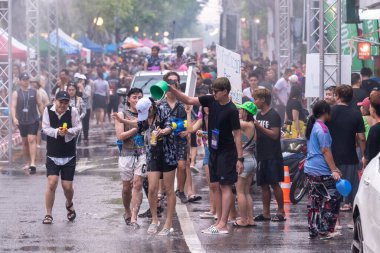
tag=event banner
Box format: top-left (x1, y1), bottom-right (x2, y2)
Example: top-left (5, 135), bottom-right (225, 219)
top-left (216, 44), bottom-right (242, 104)
top-left (361, 19), bottom-right (379, 70)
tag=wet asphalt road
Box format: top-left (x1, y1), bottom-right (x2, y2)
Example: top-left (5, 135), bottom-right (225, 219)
top-left (0, 123), bottom-right (353, 252)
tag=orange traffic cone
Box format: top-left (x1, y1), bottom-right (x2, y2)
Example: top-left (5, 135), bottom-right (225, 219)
top-left (281, 166), bottom-right (291, 203)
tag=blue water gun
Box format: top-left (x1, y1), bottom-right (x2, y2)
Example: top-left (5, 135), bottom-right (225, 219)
top-left (171, 118), bottom-right (187, 136)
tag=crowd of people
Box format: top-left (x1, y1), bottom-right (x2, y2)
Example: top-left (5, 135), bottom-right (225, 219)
top-left (9, 44), bottom-right (380, 239)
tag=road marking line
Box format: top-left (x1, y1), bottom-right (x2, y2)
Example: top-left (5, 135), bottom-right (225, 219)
top-left (176, 202), bottom-right (206, 253)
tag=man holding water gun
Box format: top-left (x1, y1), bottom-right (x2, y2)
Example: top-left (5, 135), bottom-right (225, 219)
top-left (41, 91), bottom-right (82, 225)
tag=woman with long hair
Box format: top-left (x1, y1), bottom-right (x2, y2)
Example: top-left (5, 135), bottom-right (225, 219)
top-left (304, 100), bottom-right (342, 239)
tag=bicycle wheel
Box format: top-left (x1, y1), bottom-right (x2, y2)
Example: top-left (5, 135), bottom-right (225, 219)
top-left (290, 170), bottom-right (308, 204)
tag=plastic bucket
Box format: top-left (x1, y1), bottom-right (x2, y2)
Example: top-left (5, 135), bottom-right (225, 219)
top-left (150, 80), bottom-right (169, 100)
top-left (336, 179), bottom-right (352, 197)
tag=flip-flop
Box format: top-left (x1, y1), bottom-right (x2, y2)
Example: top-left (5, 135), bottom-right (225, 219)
top-left (254, 214), bottom-right (271, 222)
top-left (147, 221), bottom-right (160, 234)
top-left (188, 195), bottom-right (202, 203)
top-left (271, 214), bottom-right (286, 222)
top-left (232, 221), bottom-right (249, 227)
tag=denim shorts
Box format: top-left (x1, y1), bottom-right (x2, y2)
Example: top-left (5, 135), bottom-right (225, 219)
top-left (240, 156), bottom-right (257, 178)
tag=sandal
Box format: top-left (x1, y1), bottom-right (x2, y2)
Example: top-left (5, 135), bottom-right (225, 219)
top-left (232, 221), bottom-right (248, 227)
top-left (123, 213), bottom-right (131, 225)
top-left (42, 215), bottom-right (53, 224)
top-left (147, 221), bottom-right (160, 234)
top-left (271, 214), bottom-right (286, 222)
top-left (187, 195), bottom-right (202, 203)
top-left (66, 202), bottom-right (76, 221)
top-left (254, 214), bottom-right (271, 222)
top-left (157, 227), bottom-right (173, 236)
top-left (203, 226), bottom-right (229, 235)
top-left (340, 204), bottom-right (352, 212)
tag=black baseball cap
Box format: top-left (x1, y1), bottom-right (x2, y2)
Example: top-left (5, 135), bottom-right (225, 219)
top-left (55, 91), bottom-right (70, 101)
top-left (19, 72), bottom-right (30, 80)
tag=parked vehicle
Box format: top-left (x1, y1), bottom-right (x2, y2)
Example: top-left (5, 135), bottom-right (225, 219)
top-left (352, 153), bottom-right (380, 253)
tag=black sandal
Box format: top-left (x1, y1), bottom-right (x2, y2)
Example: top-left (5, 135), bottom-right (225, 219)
top-left (42, 215), bottom-right (53, 224)
top-left (188, 195), bottom-right (202, 203)
top-left (271, 214), bottom-right (286, 222)
top-left (66, 202), bottom-right (76, 221)
top-left (253, 214), bottom-right (271, 222)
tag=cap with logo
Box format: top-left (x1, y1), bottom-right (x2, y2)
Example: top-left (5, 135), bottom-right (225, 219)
top-left (19, 72), bottom-right (30, 80)
top-left (136, 97), bottom-right (152, 121)
top-left (55, 91), bottom-right (70, 101)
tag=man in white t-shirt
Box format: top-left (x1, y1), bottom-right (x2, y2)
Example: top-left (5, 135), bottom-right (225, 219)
top-left (273, 69), bottom-right (292, 122)
top-left (242, 72), bottom-right (259, 100)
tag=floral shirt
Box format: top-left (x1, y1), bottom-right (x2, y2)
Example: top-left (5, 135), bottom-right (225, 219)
top-left (144, 100), bottom-right (177, 166)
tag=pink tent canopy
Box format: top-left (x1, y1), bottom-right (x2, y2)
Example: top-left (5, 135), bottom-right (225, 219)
top-left (138, 38), bottom-right (160, 48)
top-left (122, 37), bottom-right (143, 49)
top-left (0, 30), bottom-right (30, 60)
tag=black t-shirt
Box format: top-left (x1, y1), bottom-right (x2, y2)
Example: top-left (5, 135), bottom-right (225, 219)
top-left (350, 88), bottom-right (367, 111)
top-left (361, 79), bottom-right (380, 97)
top-left (326, 105), bottom-right (365, 165)
top-left (365, 122), bottom-right (380, 162)
top-left (256, 108), bottom-right (283, 160)
top-left (199, 95), bottom-right (240, 152)
top-left (106, 76), bottom-right (121, 96)
top-left (286, 98), bottom-right (306, 122)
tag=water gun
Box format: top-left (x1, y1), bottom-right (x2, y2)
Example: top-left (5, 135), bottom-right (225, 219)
top-left (171, 118), bottom-right (187, 135)
top-left (62, 122), bottom-right (67, 130)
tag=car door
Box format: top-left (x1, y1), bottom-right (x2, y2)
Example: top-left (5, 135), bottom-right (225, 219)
top-left (362, 155), bottom-right (380, 253)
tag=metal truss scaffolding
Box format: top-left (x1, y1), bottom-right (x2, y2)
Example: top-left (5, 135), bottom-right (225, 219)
top-left (47, 0), bottom-right (59, 95)
top-left (26, 0), bottom-right (40, 79)
top-left (275, 0), bottom-right (292, 75)
top-left (307, 0), bottom-right (341, 99)
top-left (0, 0), bottom-right (12, 163)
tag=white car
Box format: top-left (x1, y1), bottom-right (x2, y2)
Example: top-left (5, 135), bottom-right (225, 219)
top-left (130, 70), bottom-right (188, 97)
top-left (352, 152), bottom-right (380, 253)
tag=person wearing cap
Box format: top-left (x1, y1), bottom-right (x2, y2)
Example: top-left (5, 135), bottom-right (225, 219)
top-left (11, 72), bottom-right (45, 173)
top-left (167, 77), bottom-right (243, 235)
top-left (363, 90), bottom-right (380, 166)
top-left (234, 101), bottom-right (258, 227)
top-left (324, 83), bottom-right (337, 106)
top-left (358, 97), bottom-right (376, 139)
top-left (135, 96), bottom-right (177, 236)
top-left (113, 88), bottom-right (146, 229)
top-left (41, 91), bottom-right (82, 225)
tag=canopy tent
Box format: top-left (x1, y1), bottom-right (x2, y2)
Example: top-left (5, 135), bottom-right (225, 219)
top-left (30, 35), bottom-right (65, 57)
top-left (48, 28), bottom-right (83, 54)
top-left (138, 38), bottom-right (160, 48)
top-left (78, 36), bottom-right (103, 53)
top-left (104, 43), bottom-right (117, 53)
top-left (0, 29), bottom-right (35, 60)
top-left (121, 37), bottom-right (143, 49)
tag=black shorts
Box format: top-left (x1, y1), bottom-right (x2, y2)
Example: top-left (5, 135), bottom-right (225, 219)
top-left (46, 157), bottom-right (76, 181)
top-left (208, 149), bottom-right (237, 185)
top-left (175, 137), bottom-right (187, 161)
top-left (18, 121), bottom-right (39, 137)
top-left (256, 159), bottom-right (284, 186)
top-left (147, 141), bottom-right (177, 173)
top-left (190, 133), bottom-right (197, 148)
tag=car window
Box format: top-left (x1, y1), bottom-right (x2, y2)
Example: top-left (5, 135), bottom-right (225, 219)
top-left (132, 75), bottom-right (187, 94)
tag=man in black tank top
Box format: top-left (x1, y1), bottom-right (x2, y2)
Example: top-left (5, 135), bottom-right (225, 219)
top-left (11, 72), bottom-right (44, 173)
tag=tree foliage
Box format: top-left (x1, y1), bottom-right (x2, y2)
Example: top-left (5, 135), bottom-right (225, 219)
top-left (56, 0), bottom-right (208, 43)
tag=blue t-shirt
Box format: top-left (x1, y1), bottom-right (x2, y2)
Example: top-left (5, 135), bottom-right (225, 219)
top-left (304, 120), bottom-right (332, 176)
